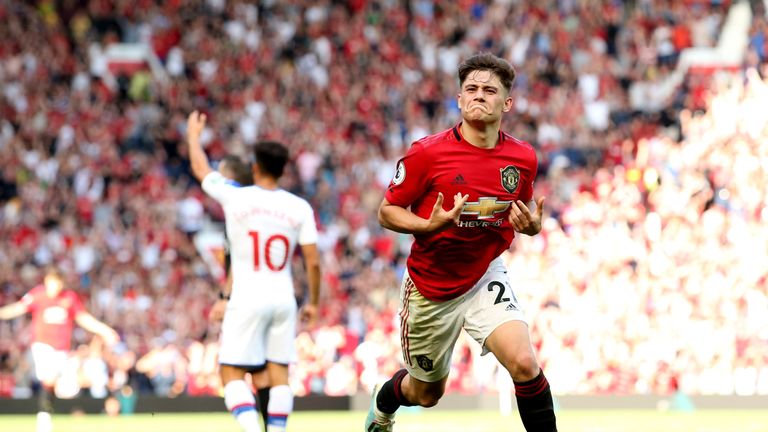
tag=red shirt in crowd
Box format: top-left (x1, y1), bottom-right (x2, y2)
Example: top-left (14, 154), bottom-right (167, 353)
top-left (20, 285), bottom-right (85, 351)
top-left (385, 124), bottom-right (537, 301)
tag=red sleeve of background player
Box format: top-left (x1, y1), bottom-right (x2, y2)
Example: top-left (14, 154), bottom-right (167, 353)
top-left (384, 142), bottom-right (432, 208)
top-left (517, 145), bottom-right (539, 203)
top-left (67, 291), bottom-right (85, 318)
top-left (19, 286), bottom-right (40, 313)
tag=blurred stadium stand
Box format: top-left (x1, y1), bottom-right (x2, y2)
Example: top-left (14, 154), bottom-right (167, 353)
top-left (0, 0), bottom-right (767, 411)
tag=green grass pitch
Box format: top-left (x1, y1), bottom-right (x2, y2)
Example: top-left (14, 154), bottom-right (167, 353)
top-left (2, 410), bottom-right (768, 432)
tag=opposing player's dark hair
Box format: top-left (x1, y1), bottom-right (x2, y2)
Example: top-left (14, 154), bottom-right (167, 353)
top-left (220, 155), bottom-right (254, 186)
top-left (458, 53), bottom-right (516, 92)
top-left (254, 141), bottom-right (289, 179)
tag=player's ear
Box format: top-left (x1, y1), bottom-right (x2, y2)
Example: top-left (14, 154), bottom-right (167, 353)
top-left (502, 95), bottom-right (513, 113)
top-left (457, 93), bottom-right (462, 110)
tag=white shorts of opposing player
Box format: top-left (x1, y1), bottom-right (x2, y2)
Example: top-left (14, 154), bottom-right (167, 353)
top-left (218, 297), bottom-right (297, 368)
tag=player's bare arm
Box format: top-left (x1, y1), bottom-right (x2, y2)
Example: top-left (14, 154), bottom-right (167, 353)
top-left (378, 192), bottom-right (469, 235)
top-left (75, 312), bottom-right (120, 346)
top-left (299, 243), bottom-right (321, 327)
top-left (187, 110), bottom-right (214, 182)
top-left (509, 196), bottom-right (546, 236)
top-left (0, 302), bottom-right (27, 320)
top-left (208, 273), bottom-right (232, 322)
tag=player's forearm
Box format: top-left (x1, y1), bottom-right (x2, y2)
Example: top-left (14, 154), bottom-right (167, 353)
top-left (378, 203), bottom-right (430, 234)
top-left (306, 263), bottom-right (321, 306)
top-left (223, 272), bottom-right (233, 296)
top-left (187, 133), bottom-right (212, 182)
top-left (76, 313), bottom-right (112, 336)
top-left (300, 244), bottom-right (321, 305)
top-left (0, 302), bottom-right (26, 320)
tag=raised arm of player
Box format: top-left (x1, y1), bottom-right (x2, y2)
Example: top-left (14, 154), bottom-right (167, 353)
top-left (0, 301), bottom-right (27, 320)
top-left (75, 311), bottom-right (120, 346)
top-left (378, 192), bottom-right (468, 235)
top-left (298, 243), bottom-right (321, 327)
top-left (187, 110), bottom-right (214, 182)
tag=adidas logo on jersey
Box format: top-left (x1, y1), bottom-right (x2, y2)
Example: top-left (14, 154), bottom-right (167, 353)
top-left (505, 303), bottom-right (518, 311)
top-left (452, 174), bottom-right (467, 185)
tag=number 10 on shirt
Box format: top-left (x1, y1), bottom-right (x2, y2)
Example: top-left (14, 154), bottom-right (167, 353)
top-left (248, 230), bottom-right (290, 271)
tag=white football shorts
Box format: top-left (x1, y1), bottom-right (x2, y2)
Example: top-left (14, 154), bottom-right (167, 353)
top-left (218, 297), bottom-right (297, 370)
top-left (30, 342), bottom-right (68, 384)
top-left (399, 257), bottom-right (527, 382)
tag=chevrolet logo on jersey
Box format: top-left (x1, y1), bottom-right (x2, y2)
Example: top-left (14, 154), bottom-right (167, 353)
top-left (461, 197), bottom-right (511, 219)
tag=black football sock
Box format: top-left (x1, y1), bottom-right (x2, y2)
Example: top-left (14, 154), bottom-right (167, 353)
top-left (514, 370), bottom-right (557, 432)
top-left (38, 386), bottom-right (53, 413)
top-left (257, 387), bottom-right (270, 427)
top-left (376, 369), bottom-right (415, 414)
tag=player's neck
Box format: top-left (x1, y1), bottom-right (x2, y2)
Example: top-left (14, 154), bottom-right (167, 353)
top-left (460, 121), bottom-right (500, 149)
top-left (255, 178), bottom-right (279, 190)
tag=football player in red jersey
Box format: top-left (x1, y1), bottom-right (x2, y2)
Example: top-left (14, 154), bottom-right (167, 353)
top-left (0, 269), bottom-right (119, 432)
top-left (365, 53), bottom-right (557, 432)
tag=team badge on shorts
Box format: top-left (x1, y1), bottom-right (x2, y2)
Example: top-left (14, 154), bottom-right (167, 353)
top-left (500, 165), bottom-right (520, 193)
top-left (415, 355), bottom-right (434, 372)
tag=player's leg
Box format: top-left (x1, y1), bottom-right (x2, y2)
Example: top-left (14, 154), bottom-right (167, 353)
top-left (465, 258), bottom-right (557, 432)
top-left (30, 343), bottom-right (65, 432)
top-left (485, 321), bottom-right (556, 431)
top-left (250, 370), bottom-right (271, 429)
top-left (219, 307), bottom-right (268, 432)
top-left (263, 362), bottom-right (291, 432)
top-left (220, 365), bottom-right (262, 432)
top-left (366, 273), bottom-right (465, 431)
top-left (262, 298), bottom-right (297, 432)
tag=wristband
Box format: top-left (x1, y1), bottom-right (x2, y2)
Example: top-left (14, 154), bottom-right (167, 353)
top-left (218, 292), bottom-right (230, 300)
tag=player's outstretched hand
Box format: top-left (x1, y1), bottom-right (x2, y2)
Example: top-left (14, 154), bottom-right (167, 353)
top-left (509, 196), bottom-right (545, 236)
top-left (102, 328), bottom-right (120, 347)
top-left (187, 110), bottom-right (207, 139)
top-left (299, 304), bottom-right (318, 328)
top-left (208, 299), bottom-right (227, 322)
top-left (427, 192), bottom-right (468, 232)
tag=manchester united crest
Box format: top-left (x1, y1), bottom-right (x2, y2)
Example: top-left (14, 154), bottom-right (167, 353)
top-left (415, 355), bottom-right (433, 372)
top-left (500, 165), bottom-right (520, 194)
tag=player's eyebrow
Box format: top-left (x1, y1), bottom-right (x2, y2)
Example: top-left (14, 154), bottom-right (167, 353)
top-left (463, 82), bottom-right (499, 91)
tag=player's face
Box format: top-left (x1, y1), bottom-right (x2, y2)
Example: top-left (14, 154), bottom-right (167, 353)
top-left (44, 274), bottom-right (64, 297)
top-left (457, 70), bottom-right (512, 125)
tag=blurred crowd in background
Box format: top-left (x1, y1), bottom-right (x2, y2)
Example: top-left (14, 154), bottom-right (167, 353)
top-left (1, 0), bottom-right (767, 401)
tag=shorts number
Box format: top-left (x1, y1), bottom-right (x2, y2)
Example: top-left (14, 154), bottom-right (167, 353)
top-left (248, 230), bottom-right (290, 271)
top-left (487, 281), bottom-right (516, 305)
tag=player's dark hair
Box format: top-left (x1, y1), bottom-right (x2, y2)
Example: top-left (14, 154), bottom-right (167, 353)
top-left (220, 155), bottom-right (254, 186)
top-left (458, 53), bottom-right (516, 92)
top-left (254, 141), bottom-right (289, 180)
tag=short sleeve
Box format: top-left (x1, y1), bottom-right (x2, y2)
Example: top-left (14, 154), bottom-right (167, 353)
top-left (297, 200), bottom-right (319, 245)
top-left (384, 142), bottom-right (431, 208)
top-left (201, 171), bottom-right (237, 205)
top-left (19, 289), bottom-right (36, 312)
top-left (68, 291), bottom-right (85, 317)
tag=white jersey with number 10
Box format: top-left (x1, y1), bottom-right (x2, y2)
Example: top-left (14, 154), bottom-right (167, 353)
top-left (202, 171), bottom-right (318, 304)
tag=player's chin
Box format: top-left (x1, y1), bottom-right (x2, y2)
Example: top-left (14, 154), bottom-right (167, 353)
top-left (464, 112), bottom-right (497, 123)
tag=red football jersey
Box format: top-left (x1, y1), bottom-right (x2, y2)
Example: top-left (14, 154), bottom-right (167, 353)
top-left (20, 285), bottom-right (85, 350)
top-left (385, 124), bottom-right (537, 301)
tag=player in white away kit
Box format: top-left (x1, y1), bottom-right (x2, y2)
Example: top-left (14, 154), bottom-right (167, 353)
top-left (187, 111), bottom-right (321, 432)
